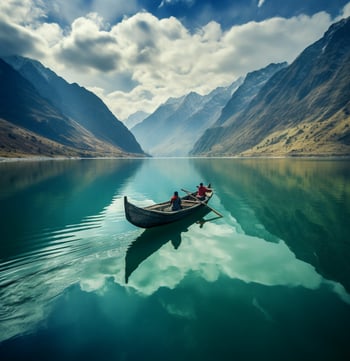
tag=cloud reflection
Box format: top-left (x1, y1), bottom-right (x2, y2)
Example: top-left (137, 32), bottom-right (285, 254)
top-left (1, 196), bottom-right (349, 343)
top-left (125, 220), bottom-right (325, 293)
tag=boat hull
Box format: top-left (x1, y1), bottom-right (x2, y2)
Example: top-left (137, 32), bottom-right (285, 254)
top-left (124, 189), bottom-right (212, 228)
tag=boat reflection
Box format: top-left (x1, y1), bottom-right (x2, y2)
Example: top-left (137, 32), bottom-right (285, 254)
top-left (125, 208), bottom-right (219, 283)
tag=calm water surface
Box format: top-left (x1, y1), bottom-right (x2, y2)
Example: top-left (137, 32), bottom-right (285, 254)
top-left (0, 158), bottom-right (349, 361)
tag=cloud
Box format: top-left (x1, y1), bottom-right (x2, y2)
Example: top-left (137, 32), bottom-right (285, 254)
top-left (339, 2), bottom-right (350, 18)
top-left (0, 0), bottom-right (47, 57)
top-left (0, 0), bottom-right (45, 25)
top-left (214, 12), bottom-right (331, 74)
top-left (258, 0), bottom-right (266, 8)
top-left (0, 14), bottom-right (45, 58)
top-left (55, 13), bottom-right (121, 72)
top-left (0, 0), bottom-right (345, 120)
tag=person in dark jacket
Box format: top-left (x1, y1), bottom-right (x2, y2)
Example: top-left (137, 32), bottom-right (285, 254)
top-left (170, 191), bottom-right (182, 211)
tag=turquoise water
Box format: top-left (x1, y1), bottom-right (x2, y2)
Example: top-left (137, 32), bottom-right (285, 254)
top-left (0, 158), bottom-right (349, 361)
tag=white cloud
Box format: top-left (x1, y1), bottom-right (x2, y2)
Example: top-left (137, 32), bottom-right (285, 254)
top-left (0, 0), bottom-right (45, 25)
top-left (0, 14), bottom-right (45, 57)
top-left (35, 22), bottom-right (63, 47)
top-left (258, 0), bottom-right (266, 8)
top-left (339, 2), bottom-right (350, 18)
top-left (215, 12), bottom-right (331, 74)
top-left (0, 0), bottom-right (51, 58)
top-left (55, 13), bottom-right (121, 72)
top-left (0, 0), bottom-right (347, 120)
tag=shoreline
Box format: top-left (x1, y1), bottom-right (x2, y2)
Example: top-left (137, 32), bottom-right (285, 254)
top-left (0, 156), bottom-right (149, 163)
top-left (1, 154), bottom-right (350, 163)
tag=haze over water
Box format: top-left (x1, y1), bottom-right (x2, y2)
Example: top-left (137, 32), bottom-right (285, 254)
top-left (1, 158), bottom-right (349, 361)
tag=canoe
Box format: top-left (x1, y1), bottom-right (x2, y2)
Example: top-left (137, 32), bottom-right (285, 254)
top-left (124, 186), bottom-right (213, 228)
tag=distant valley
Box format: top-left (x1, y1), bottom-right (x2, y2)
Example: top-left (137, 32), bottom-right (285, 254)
top-left (131, 78), bottom-right (244, 157)
top-left (132, 62), bottom-right (286, 156)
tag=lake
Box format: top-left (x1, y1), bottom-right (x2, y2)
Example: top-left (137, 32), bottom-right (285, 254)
top-left (0, 158), bottom-right (349, 361)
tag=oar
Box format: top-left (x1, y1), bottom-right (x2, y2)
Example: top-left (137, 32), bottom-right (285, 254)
top-left (181, 188), bottom-right (223, 218)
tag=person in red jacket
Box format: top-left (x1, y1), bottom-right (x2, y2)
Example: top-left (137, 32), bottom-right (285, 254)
top-left (196, 183), bottom-right (210, 200)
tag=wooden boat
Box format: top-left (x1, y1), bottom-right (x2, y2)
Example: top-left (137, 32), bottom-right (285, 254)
top-left (124, 185), bottom-right (213, 228)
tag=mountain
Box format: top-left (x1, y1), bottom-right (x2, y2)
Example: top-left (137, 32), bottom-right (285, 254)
top-left (215, 62), bottom-right (288, 127)
top-left (3, 56), bottom-right (144, 156)
top-left (191, 17), bottom-right (350, 156)
top-left (0, 59), bottom-right (107, 157)
top-left (131, 78), bottom-right (243, 156)
top-left (124, 110), bottom-right (150, 129)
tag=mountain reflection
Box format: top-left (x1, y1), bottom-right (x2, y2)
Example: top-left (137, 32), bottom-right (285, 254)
top-left (0, 159), bottom-right (142, 260)
top-left (193, 158), bottom-right (350, 292)
top-left (125, 208), bottom-right (212, 283)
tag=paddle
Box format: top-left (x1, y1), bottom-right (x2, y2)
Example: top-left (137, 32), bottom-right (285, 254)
top-left (181, 188), bottom-right (223, 218)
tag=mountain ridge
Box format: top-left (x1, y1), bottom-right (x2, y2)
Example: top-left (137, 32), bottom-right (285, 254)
top-left (191, 16), bottom-right (350, 156)
top-left (215, 62), bottom-right (288, 127)
top-left (0, 57), bottom-right (145, 158)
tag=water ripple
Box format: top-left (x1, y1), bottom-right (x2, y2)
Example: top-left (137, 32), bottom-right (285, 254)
top-left (0, 207), bottom-right (137, 342)
top-left (0, 210), bottom-right (135, 288)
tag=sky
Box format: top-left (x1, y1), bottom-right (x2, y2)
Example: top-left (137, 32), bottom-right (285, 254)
top-left (1, 1), bottom-right (350, 121)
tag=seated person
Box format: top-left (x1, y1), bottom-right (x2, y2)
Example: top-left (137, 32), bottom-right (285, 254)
top-left (196, 183), bottom-right (210, 201)
top-left (170, 191), bottom-right (182, 211)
